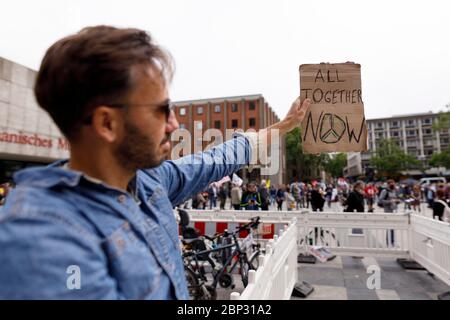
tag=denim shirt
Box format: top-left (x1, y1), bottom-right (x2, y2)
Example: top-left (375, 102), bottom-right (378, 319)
top-left (0, 134), bottom-right (253, 299)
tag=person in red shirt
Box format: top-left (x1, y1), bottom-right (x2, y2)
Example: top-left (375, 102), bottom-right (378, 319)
top-left (364, 182), bottom-right (378, 212)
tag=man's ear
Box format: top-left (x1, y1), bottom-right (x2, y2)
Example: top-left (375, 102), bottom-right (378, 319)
top-left (90, 106), bottom-right (122, 143)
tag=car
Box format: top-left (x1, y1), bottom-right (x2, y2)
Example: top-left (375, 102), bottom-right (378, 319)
top-left (419, 177), bottom-right (446, 186)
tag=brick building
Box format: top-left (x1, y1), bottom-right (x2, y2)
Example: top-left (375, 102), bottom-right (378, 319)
top-left (171, 94), bottom-right (286, 185)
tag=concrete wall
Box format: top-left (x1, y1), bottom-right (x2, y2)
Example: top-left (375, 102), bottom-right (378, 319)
top-left (0, 57), bottom-right (69, 162)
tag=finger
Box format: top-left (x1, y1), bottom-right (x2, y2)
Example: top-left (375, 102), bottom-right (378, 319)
top-left (291, 96), bottom-right (302, 109)
top-left (300, 98), bottom-right (311, 112)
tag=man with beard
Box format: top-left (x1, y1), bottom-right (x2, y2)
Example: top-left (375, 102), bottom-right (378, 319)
top-left (0, 26), bottom-right (310, 299)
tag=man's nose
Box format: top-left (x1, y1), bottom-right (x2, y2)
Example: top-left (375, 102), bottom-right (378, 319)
top-left (166, 110), bottom-right (179, 133)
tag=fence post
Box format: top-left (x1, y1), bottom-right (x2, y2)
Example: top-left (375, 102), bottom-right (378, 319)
top-left (230, 292), bottom-right (240, 300)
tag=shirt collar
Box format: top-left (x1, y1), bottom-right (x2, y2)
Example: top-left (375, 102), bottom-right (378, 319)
top-left (13, 159), bottom-right (83, 188)
top-left (14, 159), bottom-right (139, 197)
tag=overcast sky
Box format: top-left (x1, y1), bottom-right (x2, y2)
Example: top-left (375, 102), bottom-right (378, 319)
top-left (1, 0), bottom-right (449, 120)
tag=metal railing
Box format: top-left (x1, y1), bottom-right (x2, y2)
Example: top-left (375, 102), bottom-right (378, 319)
top-left (178, 209), bottom-right (450, 298)
top-left (230, 218), bottom-right (298, 300)
top-left (409, 214), bottom-right (450, 286)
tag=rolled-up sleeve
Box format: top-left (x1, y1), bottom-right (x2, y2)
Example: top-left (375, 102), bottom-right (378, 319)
top-left (152, 133), bottom-right (257, 206)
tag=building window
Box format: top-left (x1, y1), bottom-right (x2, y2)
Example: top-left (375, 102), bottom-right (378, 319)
top-left (231, 119), bottom-right (238, 128)
top-left (407, 119), bottom-right (415, 126)
top-left (407, 130), bottom-right (416, 136)
top-left (423, 118), bottom-right (432, 125)
top-left (196, 122), bottom-right (203, 130)
top-left (214, 120), bottom-right (221, 129)
top-left (423, 128), bottom-right (432, 135)
top-left (377, 122), bottom-right (383, 128)
top-left (197, 106), bottom-right (203, 115)
top-left (392, 131), bottom-right (399, 137)
top-left (249, 101), bottom-right (256, 110)
top-left (391, 121), bottom-right (399, 127)
top-left (179, 123), bottom-right (186, 129)
top-left (231, 103), bottom-right (238, 112)
top-left (249, 118), bottom-right (256, 127)
top-left (179, 108), bottom-right (186, 116)
top-left (214, 105), bottom-right (221, 113)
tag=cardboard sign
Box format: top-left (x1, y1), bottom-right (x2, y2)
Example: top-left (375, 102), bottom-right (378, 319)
top-left (299, 62), bottom-right (368, 154)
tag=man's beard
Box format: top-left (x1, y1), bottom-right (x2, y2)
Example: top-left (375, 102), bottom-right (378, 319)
top-left (115, 120), bottom-right (170, 171)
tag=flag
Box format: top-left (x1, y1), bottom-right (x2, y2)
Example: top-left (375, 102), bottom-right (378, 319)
top-left (232, 173), bottom-right (243, 187)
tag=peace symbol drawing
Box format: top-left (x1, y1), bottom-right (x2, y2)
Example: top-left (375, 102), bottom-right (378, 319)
top-left (319, 113), bottom-right (346, 144)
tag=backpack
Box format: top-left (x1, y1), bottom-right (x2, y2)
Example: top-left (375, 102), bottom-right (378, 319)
top-left (377, 189), bottom-right (389, 208)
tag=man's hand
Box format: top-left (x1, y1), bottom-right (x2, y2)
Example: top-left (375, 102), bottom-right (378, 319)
top-left (281, 97), bottom-right (311, 133)
top-left (266, 97), bottom-right (311, 137)
top-left (248, 97), bottom-right (311, 151)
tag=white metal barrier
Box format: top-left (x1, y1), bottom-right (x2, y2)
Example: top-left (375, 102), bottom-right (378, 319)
top-left (184, 209), bottom-right (410, 258)
top-left (409, 214), bottom-right (450, 286)
top-left (178, 209), bottom-right (450, 297)
top-left (229, 218), bottom-right (298, 300)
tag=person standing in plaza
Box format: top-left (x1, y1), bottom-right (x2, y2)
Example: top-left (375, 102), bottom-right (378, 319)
top-left (258, 180), bottom-right (270, 211)
top-left (411, 184), bottom-right (422, 212)
top-left (291, 180), bottom-right (302, 210)
top-left (0, 25), bottom-right (311, 299)
top-left (433, 188), bottom-right (450, 222)
top-left (230, 183), bottom-right (242, 210)
top-left (240, 182), bottom-right (262, 210)
top-left (310, 185), bottom-right (325, 212)
top-left (285, 188), bottom-right (296, 211)
top-left (207, 183), bottom-right (218, 209)
top-left (276, 184), bottom-right (286, 211)
top-left (344, 181), bottom-right (365, 213)
top-left (218, 183), bottom-right (228, 210)
top-left (379, 179), bottom-right (401, 246)
top-left (364, 182), bottom-right (377, 212)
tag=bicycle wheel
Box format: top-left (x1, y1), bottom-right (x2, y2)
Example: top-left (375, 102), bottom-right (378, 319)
top-left (184, 266), bottom-right (200, 300)
top-left (247, 250), bottom-right (260, 270)
top-left (240, 261), bottom-right (249, 287)
top-left (185, 266), bottom-right (217, 300)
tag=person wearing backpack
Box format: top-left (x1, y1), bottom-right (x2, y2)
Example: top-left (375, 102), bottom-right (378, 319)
top-left (433, 189), bottom-right (450, 222)
top-left (379, 180), bottom-right (401, 246)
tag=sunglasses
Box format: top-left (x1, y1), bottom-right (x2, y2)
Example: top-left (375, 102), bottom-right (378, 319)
top-left (83, 101), bottom-right (174, 125)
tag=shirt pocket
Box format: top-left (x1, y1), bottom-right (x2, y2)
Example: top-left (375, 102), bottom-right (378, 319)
top-left (146, 188), bottom-right (180, 249)
top-left (103, 222), bottom-right (163, 299)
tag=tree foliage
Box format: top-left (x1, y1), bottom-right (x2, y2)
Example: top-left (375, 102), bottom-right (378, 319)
top-left (285, 127), bottom-right (328, 180)
top-left (323, 153), bottom-right (347, 178)
top-left (429, 145), bottom-right (450, 169)
top-left (370, 139), bottom-right (420, 179)
top-left (429, 104), bottom-right (450, 169)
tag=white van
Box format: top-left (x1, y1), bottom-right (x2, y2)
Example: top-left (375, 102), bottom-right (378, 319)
top-left (419, 177), bottom-right (446, 186)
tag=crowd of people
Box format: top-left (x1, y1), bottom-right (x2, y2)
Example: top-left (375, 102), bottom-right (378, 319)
top-left (185, 178), bottom-right (450, 222)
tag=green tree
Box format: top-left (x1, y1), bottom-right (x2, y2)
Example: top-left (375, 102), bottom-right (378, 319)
top-left (323, 153), bottom-right (347, 178)
top-left (429, 104), bottom-right (450, 170)
top-left (432, 103), bottom-right (450, 132)
top-left (285, 127), bottom-right (328, 180)
top-left (370, 139), bottom-right (421, 179)
top-left (429, 145), bottom-right (450, 169)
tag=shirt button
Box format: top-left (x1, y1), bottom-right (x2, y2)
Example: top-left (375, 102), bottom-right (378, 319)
top-left (117, 195), bottom-right (127, 203)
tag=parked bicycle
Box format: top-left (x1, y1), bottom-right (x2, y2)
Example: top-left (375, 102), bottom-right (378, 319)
top-left (177, 209), bottom-right (262, 300)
